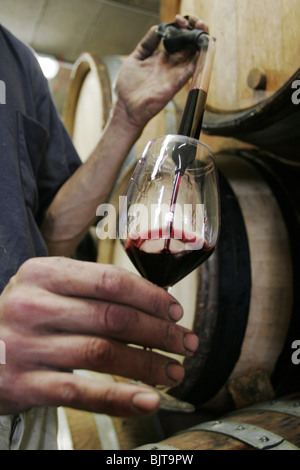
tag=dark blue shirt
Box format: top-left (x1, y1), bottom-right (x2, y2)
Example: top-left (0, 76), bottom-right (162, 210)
top-left (0, 25), bottom-right (81, 293)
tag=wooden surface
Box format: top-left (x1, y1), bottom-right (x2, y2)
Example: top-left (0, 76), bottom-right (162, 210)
top-left (160, 0), bottom-right (181, 22)
top-left (159, 394), bottom-right (300, 450)
top-left (180, 0), bottom-right (300, 112)
top-left (159, 405), bottom-right (300, 450)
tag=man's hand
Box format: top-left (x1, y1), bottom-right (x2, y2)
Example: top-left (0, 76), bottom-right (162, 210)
top-left (114, 14), bottom-right (209, 131)
top-left (0, 257), bottom-right (198, 417)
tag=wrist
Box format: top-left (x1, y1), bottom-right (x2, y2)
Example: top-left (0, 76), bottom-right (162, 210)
top-left (108, 99), bottom-right (143, 142)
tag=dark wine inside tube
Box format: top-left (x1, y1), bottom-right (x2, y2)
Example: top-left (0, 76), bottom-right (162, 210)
top-left (177, 87), bottom-right (207, 140)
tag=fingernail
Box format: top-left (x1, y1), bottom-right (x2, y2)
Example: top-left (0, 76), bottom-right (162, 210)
top-left (184, 333), bottom-right (199, 353)
top-left (132, 392), bottom-right (160, 412)
top-left (168, 303), bottom-right (183, 322)
top-left (166, 363), bottom-right (185, 383)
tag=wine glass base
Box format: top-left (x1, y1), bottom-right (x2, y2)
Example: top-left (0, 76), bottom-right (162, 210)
top-left (130, 381), bottom-right (195, 413)
top-left (156, 389), bottom-right (196, 413)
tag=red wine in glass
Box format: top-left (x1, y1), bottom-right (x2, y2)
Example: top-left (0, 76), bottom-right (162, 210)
top-left (119, 135), bottom-right (219, 289)
top-left (126, 229), bottom-right (214, 289)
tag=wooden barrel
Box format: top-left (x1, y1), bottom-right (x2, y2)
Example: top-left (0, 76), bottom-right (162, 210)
top-left (57, 371), bottom-right (164, 450)
top-left (136, 395), bottom-right (300, 450)
top-left (63, 52), bottom-right (113, 162)
top-left (176, 0), bottom-right (300, 161)
top-left (63, 52), bottom-right (179, 165)
top-left (97, 147), bottom-right (300, 414)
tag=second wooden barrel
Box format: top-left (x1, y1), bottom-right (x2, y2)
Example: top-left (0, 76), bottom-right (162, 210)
top-left (136, 395), bottom-right (300, 450)
top-left (97, 146), bottom-right (299, 413)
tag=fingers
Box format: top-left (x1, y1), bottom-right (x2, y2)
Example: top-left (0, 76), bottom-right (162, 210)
top-left (20, 370), bottom-right (161, 417)
top-left (133, 14), bottom-right (209, 61)
top-left (9, 256), bottom-right (199, 364)
top-left (5, 257), bottom-right (199, 416)
top-left (25, 291), bottom-right (196, 355)
top-left (174, 14), bottom-right (189, 29)
top-left (133, 25), bottom-right (161, 60)
top-left (16, 257), bottom-right (183, 322)
top-left (9, 257), bottom-right (198, 379)
top-left (30, 334), bottom-right (185, 387)
top-left (182, 15), bottom-right (209, 33)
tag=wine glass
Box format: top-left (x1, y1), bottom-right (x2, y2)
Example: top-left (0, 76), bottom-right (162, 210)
top-left (117, 134), bottom-right (220, 411)
top-left (118, 134), bottom-right (220, 290)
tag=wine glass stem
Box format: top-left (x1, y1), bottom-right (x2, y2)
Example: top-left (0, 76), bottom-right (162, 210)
top-left (144, 287), bottom-right (170, 352)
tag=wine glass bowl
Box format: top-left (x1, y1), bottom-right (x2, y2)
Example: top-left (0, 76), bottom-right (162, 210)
top-left (118, 134), bottom-right (220, 289)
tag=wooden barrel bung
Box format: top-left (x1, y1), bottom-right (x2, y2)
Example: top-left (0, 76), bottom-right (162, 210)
top-left (247, 68), bottom-right (267, 91)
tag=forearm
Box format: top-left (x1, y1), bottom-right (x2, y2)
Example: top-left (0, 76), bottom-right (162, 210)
top-left (41, 102), bottom-right (142, 256)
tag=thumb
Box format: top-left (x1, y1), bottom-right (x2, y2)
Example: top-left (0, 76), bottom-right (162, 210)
top-left (132, 25), bottom-right (161, 60)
